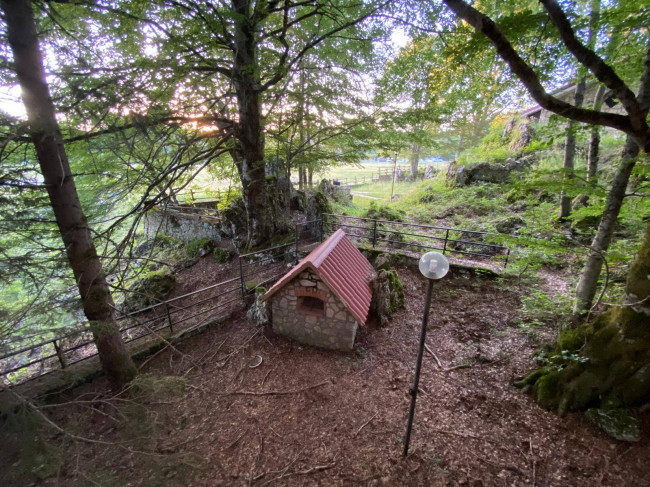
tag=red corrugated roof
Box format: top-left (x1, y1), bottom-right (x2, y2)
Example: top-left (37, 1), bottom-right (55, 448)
top-left (262, 229), bottom-right (374, 325)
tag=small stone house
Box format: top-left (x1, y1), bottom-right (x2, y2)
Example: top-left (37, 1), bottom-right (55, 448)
top-left (261, 229), bottom-right (374, 351)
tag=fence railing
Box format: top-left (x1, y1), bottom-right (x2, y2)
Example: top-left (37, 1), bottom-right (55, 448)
top-left (0, 224), bottom-right (322, 387)
top-left (1, 215), bottom-right (506, 387)
top-left (237, 219), bottom-right (323, 296)
top-left (331, 165), bottom-right (411, 187)
top-left (323, 214), bottom-right (510, 268)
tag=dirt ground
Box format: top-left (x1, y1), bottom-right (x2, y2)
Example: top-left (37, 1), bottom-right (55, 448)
top-left (2, 258), bottom-right (649, 486)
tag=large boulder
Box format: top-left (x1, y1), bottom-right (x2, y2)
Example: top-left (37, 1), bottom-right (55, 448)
top-left (468, 161), bottom-right (510, 184)
top-left (448, 155), bottom-right (535, 187)
top-left (495, 216), bottom-right (526, 235)
top-left (306, 191), bottom-right (332, 221)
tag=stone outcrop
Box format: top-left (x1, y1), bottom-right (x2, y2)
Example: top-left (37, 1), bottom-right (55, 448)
top-left (369, 268), bottom-right (405, 327)
top-left (446, 155), bottom-right (535, 187)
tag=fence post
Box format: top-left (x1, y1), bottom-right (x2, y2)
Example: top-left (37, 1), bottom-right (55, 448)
top-left (504, 249), bottom-right (511, 269)
top-left (295, 224), bottom-right (300, 263)
top-left (372, 220), bottom-right (378, 248)
top-left (166, 303), bottom-right (173, 333)
top-left (52, 340), bottom-right (66, 369)
top-left (442, 229), bottom-right (450, 255)
top-left (239, 256), bottom-right (246, 300)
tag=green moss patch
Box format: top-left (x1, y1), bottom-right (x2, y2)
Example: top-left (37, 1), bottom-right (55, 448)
top-left (123, 269), bottom-right (176, 313)
top-left (185, 238), bottom-right (215, 258)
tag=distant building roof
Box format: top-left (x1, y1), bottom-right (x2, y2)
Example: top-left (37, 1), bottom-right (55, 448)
top-left (262, 229), bottom-right (374, 325)
top-left (521, 81), bottom-right (590, 117)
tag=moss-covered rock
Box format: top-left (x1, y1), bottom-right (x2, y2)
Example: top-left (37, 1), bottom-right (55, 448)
top-left (306, 191), bottom-right (332, 223)
top-left (123, 269), bottom-right (176, 313)
top-left (516, 223), bottom-right (650, 438)
top-left (570, 214), bottom-right (600, 234)
top-left (495, 216), bottom-right (525, 235)
top-left (133, 234), bottom-right (182, 257)
top-left (185, 237), bottom-right (215, 258)
top-left (585, 408), bottom-right (640, 442)
top-left (221, 197), bottom-right (247, 237)
top-left (369, 268), bottom-right (405, 327)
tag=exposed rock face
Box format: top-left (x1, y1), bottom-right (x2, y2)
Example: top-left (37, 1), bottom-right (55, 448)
top-left (247, 287), bottom-right (269, 325)
top-left (220, 197), bottom-right (247, 238)
top-left (495, 216), bottom-right (526, 235)
top-left (290, 190), bottom-right (307, 212)
top-left (306, 191), bottom-right (332, 232)
top-left (447, 155), bottom-right (535, 187)
top-left (468, 162), bottom-right (510, 184)
top-left (369, 269), bottom-right (405, 327)
top-left (144, 208), bottom-right (221, 244)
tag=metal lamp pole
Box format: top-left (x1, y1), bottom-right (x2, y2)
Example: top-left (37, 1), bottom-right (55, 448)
top-left (403, 252), bottom-right (449, 456)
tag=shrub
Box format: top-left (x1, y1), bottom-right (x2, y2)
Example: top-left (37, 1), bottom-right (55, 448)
top-left (363, 201), bottom-right (404, 222)
top-left (213, 247), bottom-right (233, 263)
top-left (185, 238), bottom-right (215, 258)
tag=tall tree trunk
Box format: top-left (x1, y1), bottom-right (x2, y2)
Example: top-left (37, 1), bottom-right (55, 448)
top-left (308, 166), bottom-right (313, 188)
top-left (232, 0), bottom-right (272, 247)
top-left (559, 78), bottom-right (586, 219)
top-left (2, 0), bottom-right (136, 389)
top-left (573, 41), bottom-right (650, 319)
top-left (298, 167), bottom-right (304, 190)
top-left (410, 142), bottom-right (420, 179)
top-left (587, 85), bottom-right (606, 185)
top-left (572, 136), bottom-right (640, 318)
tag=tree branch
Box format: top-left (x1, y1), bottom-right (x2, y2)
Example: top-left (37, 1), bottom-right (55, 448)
top-left (440, 0), bottom-right (648, 149)
top-left (539, 0), bottom-right (645, 126)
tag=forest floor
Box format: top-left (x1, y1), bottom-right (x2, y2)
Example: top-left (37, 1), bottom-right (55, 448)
top-left (2, 255), bottom-right (649, 487)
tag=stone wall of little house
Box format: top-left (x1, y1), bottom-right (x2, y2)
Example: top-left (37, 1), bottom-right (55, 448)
top-left (270, 270), bottom-right (359, 351)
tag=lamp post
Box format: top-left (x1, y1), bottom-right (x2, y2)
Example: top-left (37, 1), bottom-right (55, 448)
top-left (403, 251), bottom-right (449, 456)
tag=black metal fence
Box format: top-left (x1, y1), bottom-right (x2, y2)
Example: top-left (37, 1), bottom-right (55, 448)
top-left (237, 219), bottom-right (323, 296)
top-left (323, 214), bottom-right (510, 268)
top-left (1, 216), bottom-right (505, 386)
top-left (0, 223), bottom-right (322, 387)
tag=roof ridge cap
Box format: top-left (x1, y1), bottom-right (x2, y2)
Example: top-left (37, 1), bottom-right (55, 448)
top-left (309, 229), bottom-right (345, 268)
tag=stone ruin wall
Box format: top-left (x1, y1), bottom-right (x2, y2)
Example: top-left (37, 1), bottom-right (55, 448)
top-left (270, 270), bottom-right (358, 351)
top-left (144, 208), bottom-right (221, 244)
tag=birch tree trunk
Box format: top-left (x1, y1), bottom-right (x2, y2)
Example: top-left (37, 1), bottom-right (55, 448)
top-left (2, 0), bottom-right (136, 389)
